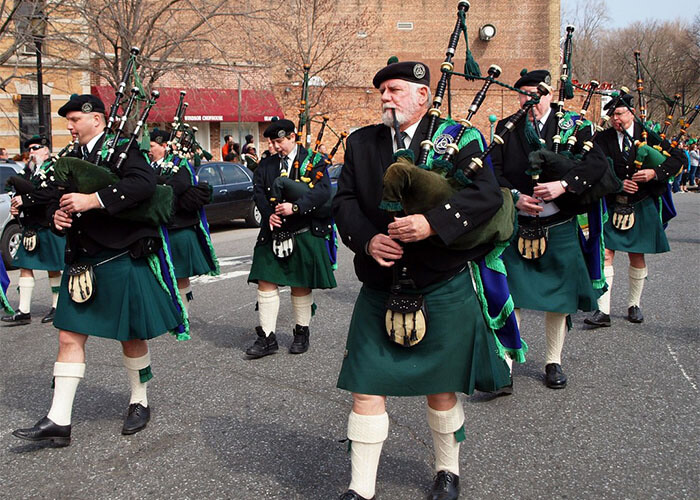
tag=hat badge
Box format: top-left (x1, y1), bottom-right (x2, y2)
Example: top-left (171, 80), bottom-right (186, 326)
top-left (413, 64), bottom-right (426, 80)
top-left (277, 129), bottom-right (286, 138)
top-left (544, 74), bottom-right (552, 85)
top-left (81, 102), bottom-right (93, 113)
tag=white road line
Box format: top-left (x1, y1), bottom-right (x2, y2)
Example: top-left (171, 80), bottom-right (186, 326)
top-left (666, 343), bottom-right (698, 392)
top-left (192, 270), bottom-right (249, 283)
top-left (217, 255), bottom-right (252, 267)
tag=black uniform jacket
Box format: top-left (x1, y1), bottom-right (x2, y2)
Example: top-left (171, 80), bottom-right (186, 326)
top-left (595, 123), bottom-right (684, 205)
top-left (491, 109), bottom-right (609, 216)
top-left (332, 113), bottom-right (502, 290)
top-left (253, 145), bottom-right (333, 246)
top-left (52, 133), bottom-right (159, 262)
top-left (155, 158), bottom-right (199, 229)
top-left (15, 164), bottom-right (60, 228)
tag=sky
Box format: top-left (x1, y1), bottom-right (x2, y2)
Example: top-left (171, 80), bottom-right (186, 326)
top-left (562, 0), bottom-right (699, 29)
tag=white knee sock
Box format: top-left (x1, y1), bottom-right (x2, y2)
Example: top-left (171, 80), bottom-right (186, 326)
top-left (544, 312), bottom-right (567, 365)
top-left (628, 266), bottom-right (647, 308)
top-left (427, 402), bottom-right (465, 475)
top-left (179, 284), bottom-right (192, 314)
top-left (347, 411), bottom-right (389, 499)
top-left (597, 265), bottom-right (614, 314)
top-left (49, 275), bottom-right (61, 308)
top-left (18, 276), bottom-right (35, 314)
top-left (123, 352), bottom-right (151, 407)
top-left (258, 289), bottom-right (280, 335)
top-left (291, 292), bottom-right (312, 327)
top-left (46, 362), bottom-right (85, 426)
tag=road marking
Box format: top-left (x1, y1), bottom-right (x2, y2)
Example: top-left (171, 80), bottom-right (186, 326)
top-left (217, 255), bottom-right (252, 267)
top-left (666, 343), bottom-right (698, 392)
top-left (192, 270), bottom-right (249, 283)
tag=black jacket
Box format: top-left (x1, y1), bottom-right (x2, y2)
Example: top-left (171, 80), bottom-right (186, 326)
top-left (12, 163), bottom-right (60, 228)
top-left (332, 113), bottom-right (502, 290)
top-left (54, 133), bottom-right (160, 262)
top-left (491, 110), bottom-right (609, 216)
top-left (595, 123), bottom-right (683, 204)
top-left (155, 158), bottom-right (200, 229)
top-left (253, 145), bottom-right (333, 246)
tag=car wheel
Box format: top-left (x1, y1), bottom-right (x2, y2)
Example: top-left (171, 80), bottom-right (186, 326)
top-left (1, 223), bottom-right (21, 269)
top-left (245, 203), bottom-right (261, 228)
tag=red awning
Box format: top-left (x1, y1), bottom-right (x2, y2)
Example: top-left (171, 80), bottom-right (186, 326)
top-left (91, 86), bottom-right (284, 123)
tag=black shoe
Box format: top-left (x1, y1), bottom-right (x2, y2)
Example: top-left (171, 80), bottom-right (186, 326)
top-left (584, 310), bottom-right (611, 328)
top-left (122, 403), bottom-right (150, 435)
top-left (1, 311), bottom-right (31, 326)
top-left (245, 326), bottom-right (279, 358)
top-left (339, 490), bottom-right (374, 500)
top-left (627, 305), bottom-right (644, 323)
top-left (12, 416), bottom-right (71, 447)
top-left (544, 363), bottom-right (567, 389)
top-left (428, 471), bottom-right (459, 500)
top-left (289, 324), bottom-right (310, 354)
top-left (41, 307), bottom-right (56, 324)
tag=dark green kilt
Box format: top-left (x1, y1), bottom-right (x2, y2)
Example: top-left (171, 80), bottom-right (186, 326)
top-left (168, 226), bottom-right (214, 278)
top-left (53, 251), bottom-right (181, 341)
top-left (248, 230), bottom-right (336, 289)
top-left (12, 227), bottom-right (65, 271)
top-left (604, 197), bottom-right (669, 254)
top-left (503, 217), bottom-right (599, 314)
top-left (336, 270), bottom-right (511, 397)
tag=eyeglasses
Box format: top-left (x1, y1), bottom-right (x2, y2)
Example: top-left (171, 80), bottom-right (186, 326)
top-left (29, 145), bottom-right (45, 151)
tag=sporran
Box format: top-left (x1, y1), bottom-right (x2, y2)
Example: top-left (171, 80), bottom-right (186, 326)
top-left (516, 223), bottom-right (548, 260)
top-left (272, 229), bottom-right (295, 259)
top-left (384, 292), bottom-right (427, 347)
top-left (611, 197), bottom-right (635, 231)
top-left (22, 228), bottom-right (38, 253)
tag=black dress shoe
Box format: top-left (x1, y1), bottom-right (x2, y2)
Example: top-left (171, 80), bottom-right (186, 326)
top-left (122, 403), bottom-right (150, 435)
top-left (339, 490), bottom-right (374, 500)
top-left (584, 309), bottom-right (611, 328)
top-left (289, 324), bottom-right (310, 354)
top-left (627, 305), bottom-right (644, 323)
top-left (12, 416), bottom-right (71, 447)
top-left (428, 471), bottom-right (459, 500)
top-left (544, 363), bottom-right (567, 389)
top-left (1, 311), bottom-right (31, 326)
top-left (245, 326), bottom-right (278, 358)
top-left (41, 307), bottom-right (56, 324)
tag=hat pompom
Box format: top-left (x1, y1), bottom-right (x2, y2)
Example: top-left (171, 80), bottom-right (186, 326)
top-left (387, 56), bottom-right (399, 65)
top-left (520, 68), bottom-right (528, 77)
top-left (70, 93), bottom-right (79, 99)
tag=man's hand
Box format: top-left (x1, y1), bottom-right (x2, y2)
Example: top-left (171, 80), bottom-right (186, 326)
top-left (269, 213), bottom-right (283, 229)
top-left (533, 181), bottom-right (566, 201)
top-left (59, 193), bottom-right (100, 214)
top-left (367, 233), bottom-right (403, 267)
top-left (622, 179), bottom-right (639, 194)
top-left (53, 209), bottom-right (72, 230)
top-left (387, 214), bottom-right (435, 243)
top-left (10, 195), bottom-right (22, 216)
top-left (631, 169), bottom-right (655, 183)
top-left (275, 202), bottom-right (294, 216)
top-left (515, 194), bottom-right (544, 216)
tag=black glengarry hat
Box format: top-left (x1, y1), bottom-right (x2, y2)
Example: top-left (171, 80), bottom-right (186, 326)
top-left (263, 119), bottom-right (295, 139)
top-left (58, 94), bottom-right (106, 117)
top-left (514, 69), bottom-right (551, 89)
top-left (23, 134), bottom-right (50, 149)
top-left (150, 128), bottom-right (170, 144)
top-left (604, 92), bottom-right (634, 111)
top-left (373, 57), bottom-right (430, 89)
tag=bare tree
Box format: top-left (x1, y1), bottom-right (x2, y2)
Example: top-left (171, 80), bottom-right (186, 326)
top-left (560, 0), bottom-right (610, 83)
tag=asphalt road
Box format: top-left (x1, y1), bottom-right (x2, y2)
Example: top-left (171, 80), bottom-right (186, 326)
top-left (0, 196), bottom-right (698, 500)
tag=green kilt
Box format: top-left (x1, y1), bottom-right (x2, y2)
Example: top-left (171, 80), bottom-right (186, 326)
top-left (53, 251), bottom-right (181, 341)
top-left (12, 227), bottom-right (65, 271)
top-left (168, 226), bottom-right (214, 278)
top-left (503, 217), bottom-right (599, 314)
top-left (336, 270), bottom-right (511, 397)
top-left (604, 196), bottom-right (669, 254)
top-left (248, 230), bottom-right (336, 289)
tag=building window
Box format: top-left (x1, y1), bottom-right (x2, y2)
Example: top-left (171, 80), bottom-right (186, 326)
top-left (18, 94), bottom-right (51, 150)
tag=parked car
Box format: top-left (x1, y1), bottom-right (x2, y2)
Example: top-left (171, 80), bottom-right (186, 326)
top-left (0, 162), bottom-right (25, 267)
top-left (195, 161), bottom-right (261, 227)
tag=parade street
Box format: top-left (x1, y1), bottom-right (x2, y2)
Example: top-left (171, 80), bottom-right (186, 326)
top-left (0, 194), bottom-right (697, 500)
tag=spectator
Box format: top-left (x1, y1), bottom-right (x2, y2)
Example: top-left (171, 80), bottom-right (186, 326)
top-left (221, 135), bottom-right (234, 160)
top-left (241, 134), bottom-right (254, 155)
top-left (688, 141), bottom-right (699, 191)
top-left (1, 147), bottom-right (16, 163)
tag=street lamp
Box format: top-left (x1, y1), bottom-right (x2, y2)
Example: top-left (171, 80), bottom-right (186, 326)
top-left (29, 9), bottom-right (47, 137)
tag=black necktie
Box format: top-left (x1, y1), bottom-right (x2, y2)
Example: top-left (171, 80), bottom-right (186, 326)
top-left (81, 146), bottom-right (88, 160)
top-left (280, 156), bottom-right (288, 174)
top-left (622, 134), bottom-right (631, 163)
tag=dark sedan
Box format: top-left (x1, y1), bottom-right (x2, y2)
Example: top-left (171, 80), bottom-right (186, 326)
top-left (196, 162), bottom-right (261, 227)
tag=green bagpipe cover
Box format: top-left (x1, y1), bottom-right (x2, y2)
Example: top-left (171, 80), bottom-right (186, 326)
top-left (380, 120), bottom-right (515, 250)
top-left (270, 153), bottom-right (332, 218)
top-left (54, 157), bottom-right (174, 226)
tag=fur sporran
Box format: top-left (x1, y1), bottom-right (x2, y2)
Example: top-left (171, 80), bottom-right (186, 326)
top-left (272, 229), bottom-right (295, 259)
top-left (611, 198), bottom-right (635, 231)
top-left (384, 293), bottom-right (427, 347)
top-left (67, 264), bottom-right (96, 303)
top-left (516, 223), bottom-right (549, 260)
top-left (22, 229), bottom-right (38, 253)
